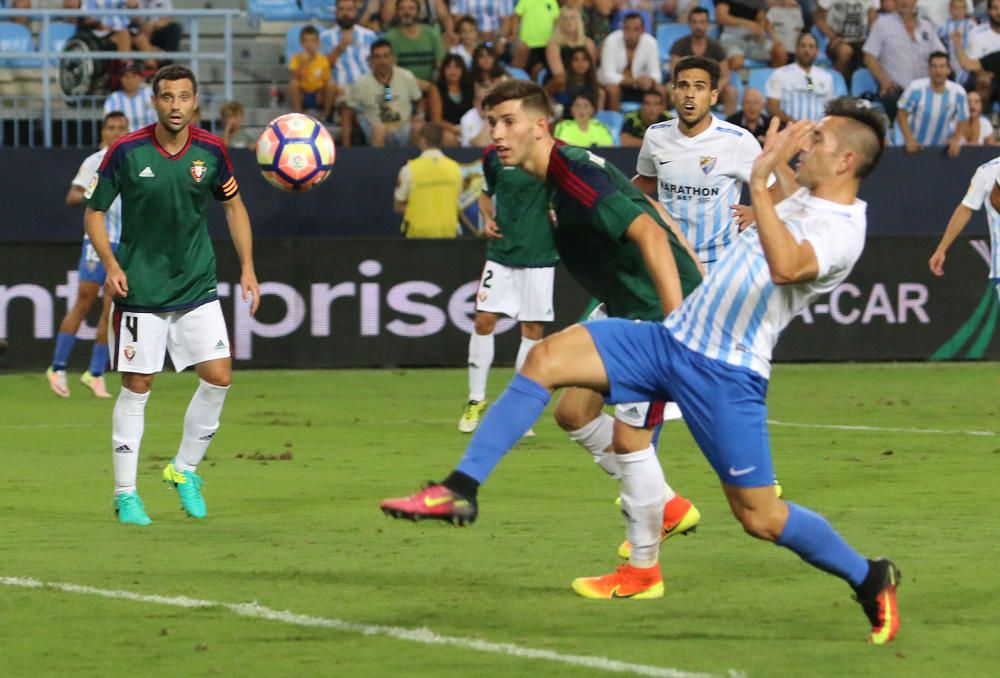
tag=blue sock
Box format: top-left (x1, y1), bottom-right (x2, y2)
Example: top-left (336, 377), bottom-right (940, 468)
top-left (52, 332), bottom-right (77, 371)
top-left (89, 344), bottom-right (109, 377)
top-left (776, 502), bottom-right (869, 587)
top-left (455, 374), bottom-right (551, 483)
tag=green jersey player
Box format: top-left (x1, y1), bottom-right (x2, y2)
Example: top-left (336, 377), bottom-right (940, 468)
top-left (84, 65), bottom-right (260, 526)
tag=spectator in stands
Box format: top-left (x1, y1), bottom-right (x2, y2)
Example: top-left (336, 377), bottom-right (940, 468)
top-left (563, 0), bottom-right (613, 47)
top-left (324, 0), bottom-right (379, 96)
top-left (450, 0), bottom-right (517, 48)
top-left (897, 51), bottom-right (968, 156)
top-left (382, 0), bottom-right (454, 37)
top-left (862, 0), bottom-right (945, 122)
top-left (385, 0), bottom-right (446, 81)
top-left (765, 31), bottom-right (836, 122)
top-left (289, 25), bottom-right (337, 121)
top-left (343, 38), bottom-right (424, 146)
top-left (620, 89), bottom-right (672, 146)
top-left (961, 89), bottom-right (996, 144)
top-left (471, 42), bottom-right (511, 86)
top-left (81, 0), bottom-right (135, 53)
top-left (725, 86), bottom-right (770, 142)
top-left (956, 0), bottom-right (1000, 107)
top-left (102, 62), bottom-right (156, 129)
top-left (357, 0), bottom-right (384, 30)
top-left (544, 6), bottom-right (598, 94)
top-left (428, 53), bottom-right (475, 144)
top-left (450, 15), bottom-right (481, 67)
top-left (767, 0), bottom-right (805, 65)
top-left (813, 0), bottom-right (879, 78)
top-left (715, 0), bottom-right (786, 70)
top-left (511, 0), bottom-right (560, 77)
top-left (395, 122), bottom-right (462, 238)
top-left (551, 45), bottom-right (605, 114)
top-left (7, 0), bottom-right (31, 28)
top-left (669, 6), bottom-right (740, 116)
top-left (598, 12), bottom-right (662, 110)
top-left (553, 91), bottom-right (615, 145)
top-left (939, 0), bottom-right (977, 89)
top-left (134, 0), bottom-right (183, 68)
top-left (460, 81), bottom-right (493, 146)
top-left (221, 101), bottom-right (256, 149)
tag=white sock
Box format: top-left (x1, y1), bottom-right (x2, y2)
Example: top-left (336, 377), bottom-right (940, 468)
top-left (467, 332), bottom-right (494, 402)
top-left (618, 445), bottom-right (668, 568)
top-left (112, 387), bottom-right (150, 495)
top-left (174, 379), bottom-right (230, 473)
top-left (515, 336), bottom-right (540, 372)
top-left (567, 413), bottom-right (617, 478)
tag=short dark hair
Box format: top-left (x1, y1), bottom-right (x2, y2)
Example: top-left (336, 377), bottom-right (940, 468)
top-left (673, 55), bottom-right (721, 89)
top-left (151, 64), bottom-right (197, 95)
top-left (482, 79), bottom-right (554, 120)
top-left (824, 97), bottom-right (886, 178)
top-left (456, 15), bottom-right (477, 31)
top-left (103, 110), bottom-right (127, 125)
top-left (689, 6), bottom-right (710, 20)
top-left (622, 11), bottom-right (645, 28)
top-left (642, 89), bottom-right (664, 103)
top-left (796, 31), bottom-right (817, 47)
top-left (300, 25), bottom-right (319, 39)
top-left (929, 50), bottom-right (950, 65)
top-left (420, 121), bottom-right (445, 147)
top-left (370, 38), bottom-right (393, 55)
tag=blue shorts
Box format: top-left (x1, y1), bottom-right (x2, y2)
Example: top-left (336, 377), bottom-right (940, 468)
top-left (302, 91), bottom-right (319, 109)
top-left (584, 318), bottom-right (774, 488)
top-left (78, 241), bottom-right (111, 284)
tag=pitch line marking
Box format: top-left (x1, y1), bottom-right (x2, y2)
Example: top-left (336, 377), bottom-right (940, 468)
top-left (767, 419), bottom-right (996, 437)
top-left (0, 576), bottom-right (736, 678)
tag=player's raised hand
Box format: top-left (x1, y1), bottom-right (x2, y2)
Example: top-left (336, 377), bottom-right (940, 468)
top-left (105, 265), bottom-right (128, 298)
top-left (929, 249), bottom-right (946, 277)
top-left (753, 118), bottom-right (814, 184)
top-left (241, 271), bottom-right (261, 315)
top-left (483, 219), bottom-right (503, 239)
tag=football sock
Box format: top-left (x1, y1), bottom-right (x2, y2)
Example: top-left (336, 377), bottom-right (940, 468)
top-left (618, 446), bottom-right (667, 569)
top-left (174, 379), bottom-right (229, 473)
top-left (52, 332), bottom-right (76, 371)
top-left (112, 387), bottom-right (150, 495)
top-left (467, 331), bottom-right (494, 402)
top-left (567, 414), bottom-right (617, 477)
top-left (514, 336), bottom-right (540, 372)
top-left (455, 373), bottom-right (550, 483)
top-left (776, 501), bottom-right (869, 588)
top-left (88, 343), bottom-right (109, 377)
top-left (442, 470), bottom-right (480, 499)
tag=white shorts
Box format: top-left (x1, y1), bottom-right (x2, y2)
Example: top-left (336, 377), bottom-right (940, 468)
top-left (475, 261), bottom-right (555, 322)
top-left (587, 303), bottom-right (682, 427)
top-left (110, 300), bottom-right (231, 374)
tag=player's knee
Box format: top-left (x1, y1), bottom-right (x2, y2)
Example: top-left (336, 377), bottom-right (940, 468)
top-left (520, 322), bottom-right (544, 341)
top-left (474, 312), bottom-right (497, 335)
top-left (520, 338), bottom-right (556, 383)
top-left (733, 507), bottom-right (783, 541)
top-left (553, 400), bottom-right (590, 431)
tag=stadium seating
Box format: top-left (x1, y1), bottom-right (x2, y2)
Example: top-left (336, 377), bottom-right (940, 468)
top-left (747, 67), bottom-right (773, 93)
top-left (248, 0), bottom-right (310, 21)
top-left (610, 9), bottom-right (654, 35)
top-left (621, 101), bottom-right (641, 113)
top-left (0, 21), bottom-right (36, 69)
top-left (656, 23), bottom-right (690, 64)
top-left (698, 0), bottom-right (717, 21)
top-left (850, 67), bottom-right (878, 99)
top-left (831, 68), bottom-right (847, 97)
top-left (300, 0), bottom-right (335, 21)
top-left (504, 66), bottom-right (530, 81)
top-left (41, 22), bottom-right (77, 66)
top-left (595, 109), bottom-right (624, 145)
top-left (810, 26), bottom-right (832, 67)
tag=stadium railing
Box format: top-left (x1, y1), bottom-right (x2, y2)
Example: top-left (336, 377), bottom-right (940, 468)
top-left (0, 8), bottom-right (239, 148)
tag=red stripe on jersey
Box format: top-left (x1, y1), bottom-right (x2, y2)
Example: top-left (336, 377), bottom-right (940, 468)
top-left (99, 128), bottom-right (153, 171)
top-left (549, 151), bottom-right (597, 208)
top-left (482, 144), bottom-right (496, 161)
top-left (151, 126), bottom-right (193, 160)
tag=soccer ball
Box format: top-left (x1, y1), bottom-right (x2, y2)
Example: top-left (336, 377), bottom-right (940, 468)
top-left (256, 113), bottom-right (336, 192)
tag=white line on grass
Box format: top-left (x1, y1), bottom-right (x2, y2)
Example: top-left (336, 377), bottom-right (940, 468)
top-left (0, 576), bottom-right (734, 678)
top-left (767, 419), bottom-right (996, 437)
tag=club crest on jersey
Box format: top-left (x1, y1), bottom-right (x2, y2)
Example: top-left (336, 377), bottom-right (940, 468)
top-left (190, 160), bottom-right (207, 183)
top-left (124, 345), bottom-right (136, 362)
top-left (700, 156), bottom-right (717, 175)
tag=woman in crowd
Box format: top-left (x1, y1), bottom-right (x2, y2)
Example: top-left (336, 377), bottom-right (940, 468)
top-left (470, 43), bottom-right (511, 87)
top-left (551, 46), bottom-right (605, 115)
top-left (544, 6), bottom-right (598, 95)
top-left (428, 54), bottom-right (476, 146)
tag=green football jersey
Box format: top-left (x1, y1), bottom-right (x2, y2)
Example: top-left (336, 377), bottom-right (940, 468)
top-left (482, 146), bottom-right (559, 268)
top-left (545, 142), bottom-right (702, 320)
top-left (86, 124), bottom-right (239, 312)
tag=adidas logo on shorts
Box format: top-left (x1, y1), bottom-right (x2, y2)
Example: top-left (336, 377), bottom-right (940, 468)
top-left (214, 340), bottom-right (227, 350)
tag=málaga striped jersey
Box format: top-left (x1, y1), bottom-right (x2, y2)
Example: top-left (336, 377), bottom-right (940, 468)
top-left (959, 155), bottom-right (1000, 278)
top-left (72, 147), bottom-right (122, 245)
top-left (764, 63), bottom-right (836, 122)
top-left (102, 86), bottom-right (158, 131)
top-left (898, 77), bottom-right (969, 146)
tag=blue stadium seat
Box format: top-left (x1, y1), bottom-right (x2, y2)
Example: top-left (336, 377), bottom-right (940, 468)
top-left (656, 23), bottom-right (691, 63)
top-left (535, 67), bottom-right (548, 84)
top-left (747, 67), bottom-right (773, 93)
top-left (850, 67), bottom-right (878, 98)
top-left (0, 21), bottom-right (36, 68)
top-left (595, 110), bottom-right (624, 145)
top-left (286, 23), bottom-right (310, 65)
top-left (699, 0), bottom-right (716, 22)
top-left (248, 0), bottom-right (310, 21)
top-left (505, 66), bottom-right (530, 81)
top-left (300, 0), bottom-right (335, 20)
top-left (611, 10), bottom-right (654, 35)
top-left (41, 21), bottom-right (76, 66)
top-left (830, 68), bottom-right (847, 97)
top-left (811, 25), bottom-right (832, 67)
top-left (621, 101), bottom-right (641, 113)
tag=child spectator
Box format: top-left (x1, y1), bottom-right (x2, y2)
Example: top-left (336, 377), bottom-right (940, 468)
top-left (289, 25), bottom-right (337, 120)
top-left (221, 101), bottom-right (256, 149)
top-left (450, 15), bottom-right (482, 68)
top-left (554, 92), bottom-right (614, 146)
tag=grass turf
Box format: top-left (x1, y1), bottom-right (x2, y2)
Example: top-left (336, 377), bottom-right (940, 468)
top-left (2, 364), bottom-right (999, 677)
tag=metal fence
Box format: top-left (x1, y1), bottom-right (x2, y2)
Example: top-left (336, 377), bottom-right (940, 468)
top-left (0, 8), bottom-right (238, 147)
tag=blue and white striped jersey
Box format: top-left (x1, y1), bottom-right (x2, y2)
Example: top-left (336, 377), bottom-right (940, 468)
top-left (102, 85), bottom-right (157, 130)
top-left (321, 25), bottom-right (379, 86)
top-left (940, 16), bottom-right (977, 86)
top-left (665, 188), bottom-right (867, 379)
top-left (764, 63), bottom-right (836, 122)
top-left (959, 155), bottom-right (1000, 277)
top-left (84, 0), bottom-right (131, 32)
top-left (73, 147), bottom-right (122, 245)
top-left (899, 77), bottom-right (969, 146)
top-left (450, 0), bottom-right (515, 34)
top-left (637, 116), bottom-right (769, 268)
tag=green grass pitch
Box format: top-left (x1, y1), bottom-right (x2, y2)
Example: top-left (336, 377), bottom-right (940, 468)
top-left (1, 364), bottom-right (999, 677)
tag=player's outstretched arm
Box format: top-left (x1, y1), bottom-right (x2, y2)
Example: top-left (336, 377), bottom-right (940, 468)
top-left (750, 118), bottom-right (821, 285)
top-left (625, 213), bottom-right (683, 315)
top-left (930, 204), bottom-right (973, 276)
top-left (223, 194), bottom-right (260, 315)
top-left (85, 206), bottom-right (127, 297)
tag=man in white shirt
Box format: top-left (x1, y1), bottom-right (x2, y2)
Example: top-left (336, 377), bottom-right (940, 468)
top-left (813, 0), bottom-right (879, 76)
top-left (897, 50), bottom-right (969, 156)
top-left (598, 12), bottom-right (662, 111)
top-left (766, 32), bottom-right (837, 123)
